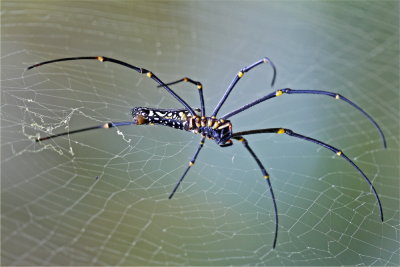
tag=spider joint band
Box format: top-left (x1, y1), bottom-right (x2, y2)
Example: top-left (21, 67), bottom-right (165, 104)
top-left (212, 122), bottom-right (220, 129)
top-left (201, 118), bottom-right (206, 127)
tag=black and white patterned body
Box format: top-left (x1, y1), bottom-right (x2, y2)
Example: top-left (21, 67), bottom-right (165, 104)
top-left (132, 107), bottom-right (233, 146)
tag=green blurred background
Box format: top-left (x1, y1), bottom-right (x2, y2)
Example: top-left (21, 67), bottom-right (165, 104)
top-left (2, 0), bottom-right (399, 266)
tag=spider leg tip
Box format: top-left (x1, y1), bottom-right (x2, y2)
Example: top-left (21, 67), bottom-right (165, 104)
top-left (272, 238), bottom-right (277, 249)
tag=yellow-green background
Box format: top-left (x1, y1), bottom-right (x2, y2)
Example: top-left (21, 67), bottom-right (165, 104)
top-left (2, 1), bottom-right (399, 266)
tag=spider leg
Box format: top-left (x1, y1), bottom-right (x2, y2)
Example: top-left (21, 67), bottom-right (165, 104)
top-left (211, 57), bottom-right (277, 117)
top-left (222, 88), bottom-right (386, 148)
top-left (157, 77), bottom-right (206, 117)
top-left (232, 136), bottom-right (278, 249)
top-left (27, 56), bottom-right (196, 116)
top-left (35, 121), bottom-right (134, 142)
top-left (169, 137), bottom-right (206, 199)
top-left (232, 128), bottom-right (384, 222)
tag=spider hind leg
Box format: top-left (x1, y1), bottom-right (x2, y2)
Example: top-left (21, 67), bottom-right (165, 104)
top-left (233, 136), bottom-right (279, 249)
top-left (232, 128), bottom-right (384, 222)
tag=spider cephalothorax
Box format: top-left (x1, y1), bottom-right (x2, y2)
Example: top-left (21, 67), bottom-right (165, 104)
top-left (29, 55), bottom-right (386, 249)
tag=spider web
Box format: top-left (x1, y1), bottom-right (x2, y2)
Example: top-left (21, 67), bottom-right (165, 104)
top-left (2, 1), bottom-right (399, 266)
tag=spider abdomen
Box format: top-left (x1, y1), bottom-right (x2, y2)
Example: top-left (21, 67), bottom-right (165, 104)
top-left (131, 107), bottom-right (190, 129)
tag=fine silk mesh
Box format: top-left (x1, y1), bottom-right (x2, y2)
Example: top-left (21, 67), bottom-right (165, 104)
top-left (2, 1), bottom-right (399, 266)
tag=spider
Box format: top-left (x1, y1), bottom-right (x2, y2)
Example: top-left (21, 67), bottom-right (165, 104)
top-left (27, 56), bottom-right (386, 248)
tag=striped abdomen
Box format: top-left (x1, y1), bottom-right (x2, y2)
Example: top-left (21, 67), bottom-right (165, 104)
top-left (132, 107), bottom-right (190, 130)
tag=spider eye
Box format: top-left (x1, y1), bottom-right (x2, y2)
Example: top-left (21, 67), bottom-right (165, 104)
top-left (134, 115), bottom-right (147, 125)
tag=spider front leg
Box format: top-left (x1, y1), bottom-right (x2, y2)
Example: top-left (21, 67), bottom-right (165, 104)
top-left (158, 77), bottom-right (205, 117)
top-left (222, 88), bottom-right (386, 148)
top-left (27, 56), bottom-right (196, 116)
top-left (232, 128), bottom-right (384, 222)
top-left (232, 136), bottom-right (279, 249)
top-left (35, 121), bottom-right (135, 142)
top-left (169, 137), bottom-right (206, 199)
top-left (212, 57), bottom-right (277, 117)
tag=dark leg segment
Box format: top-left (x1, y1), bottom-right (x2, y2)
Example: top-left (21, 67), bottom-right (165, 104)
top-left (233, 136), bottom-right (279, 249)
top-left (27, 56), bottom-right (196, 116)
top-left (158, 77), bottom-right (206, 117)
top-left (222, 88), bottom-right (386, 148)
top-left (169, 137), bottom-right (206, 199)
top-left (211, 57), bottom-right (277, 117)
top-left (35, 121), bottom-right (134, 142)
top-left (232, 128), bottom-right (384, 222)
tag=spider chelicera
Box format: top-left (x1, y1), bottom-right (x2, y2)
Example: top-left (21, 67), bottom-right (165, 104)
top-left (27, 56), bottom-right (386, 248)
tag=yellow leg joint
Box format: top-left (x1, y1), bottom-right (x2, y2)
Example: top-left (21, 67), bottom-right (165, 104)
top-left (97, 56), bottom-right (104, 62)
top-left (195, 116), bottom-right (201, 128)
top-left (237, 71), bottom-right (244, 78)
top-left (180, 112), bottom-right (187, 121)
top-left (335, 94), bottom-right (340, 100)
top-left (201, 116), bottom-right (206, 127)
top-left (277, 128), bottom-right (285, 134)
top-left (264, 175), bottom-right (270, 180)
top-left (183, 77), bottom-right (189, 82)
top-left (238, 137), bottom-right (245, 142)
top-left (276, 90), bottom-right (283, 96)
top-left (189, 161), bottom-right (194, 166)
top-left (263, 58), bottom-right (269, 63)
top-left (336, 151), bottom-right (342, 156)
top-left (217, 123), bottom-right (230, 130)
top-left (212, 122), bottom-right (220, 129)
top-left (146, 72), bottom-right (153, 78)
top-left (197, 84), bottom-right (202, 89)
